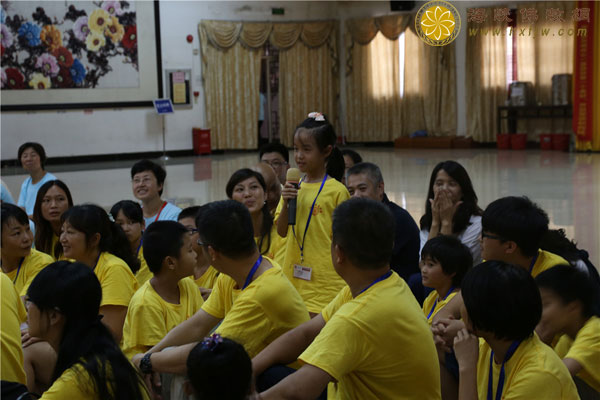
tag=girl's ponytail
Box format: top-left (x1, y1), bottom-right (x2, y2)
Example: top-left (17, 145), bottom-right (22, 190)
top-left (326, 146), bottom-right (345, 183)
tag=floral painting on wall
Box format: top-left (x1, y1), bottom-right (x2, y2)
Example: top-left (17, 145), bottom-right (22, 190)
top-left (1, 1), bottom-right (140, 91)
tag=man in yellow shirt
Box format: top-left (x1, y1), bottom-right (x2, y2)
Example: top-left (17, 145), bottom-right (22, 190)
top-left (1, 273), bottom-right (28, 398)
top-left (1, 203), bottom-right (53, 297)
top-left (132, 201), bottom-right (309, 383)
top-left (254, 198), bottom-right (441, 400)
top-left (536, 265), bottom-right (600, 398)
top-left (453, 261), bottom-right (579, 400)
top-left (122, 221), bottom-right (204, 359)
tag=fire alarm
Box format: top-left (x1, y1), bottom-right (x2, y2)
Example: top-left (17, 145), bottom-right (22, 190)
top-left (186, 34), bottom-right (193, 43)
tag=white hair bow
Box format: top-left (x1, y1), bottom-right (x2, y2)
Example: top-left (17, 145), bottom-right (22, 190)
top-left (308, 112), bottom-right (325, 122)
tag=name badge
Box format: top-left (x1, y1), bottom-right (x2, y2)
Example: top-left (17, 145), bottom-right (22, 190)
top-left (293, 264), bottom-right (312, 281)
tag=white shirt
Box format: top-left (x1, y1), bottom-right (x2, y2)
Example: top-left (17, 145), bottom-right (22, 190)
top-left (419, 215), bottom-right (482, 265)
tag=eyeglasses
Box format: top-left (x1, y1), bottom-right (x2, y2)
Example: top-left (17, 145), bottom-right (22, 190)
top-left (132, 178), bottom-right (153, 185)
top-left (481, 232), bottom-right (505, 241)
top-left (187, 228), bottom-right (199, 235)
top-left (263, 160), bottom-right (287, 168)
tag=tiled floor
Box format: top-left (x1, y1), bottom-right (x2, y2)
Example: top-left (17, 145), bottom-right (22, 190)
top-left (2, 148), bottom-right (599, 267)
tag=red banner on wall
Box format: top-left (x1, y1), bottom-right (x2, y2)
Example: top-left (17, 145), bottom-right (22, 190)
top-left (573, 1), bottom-right (596, 142)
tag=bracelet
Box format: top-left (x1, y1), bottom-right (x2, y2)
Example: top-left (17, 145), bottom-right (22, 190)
top-left (139, 353), bottom-right (153, 375)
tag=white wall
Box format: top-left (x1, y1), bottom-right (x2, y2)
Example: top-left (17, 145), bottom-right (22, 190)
top-left (1, 1), bottom-right (511, 160)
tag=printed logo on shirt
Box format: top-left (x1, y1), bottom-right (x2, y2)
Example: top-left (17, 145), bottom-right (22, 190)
top-left (312, 204), bottom-right (323, 217)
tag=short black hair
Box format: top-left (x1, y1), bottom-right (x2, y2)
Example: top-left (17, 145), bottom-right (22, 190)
top-left (421, 235), bottom-right (473, 287)
top-left (341, 149), bottom-right (363, 165)
top-left (178, 206), bottom-right (202, 222)
top-left (482, 196), bottom-right (549, 257)
top-left (462, 261), bottom-right (541, 341)
top-left (259, 142), bottom-right (289, 163)
top-left (332, 198), bottom-right (394, 270)
top-left (142, 221), bottom-right (188, 274)
top-left (196, 200), bottom-right (256, 259)
top-left (130, 160), bottom-right (167, 196)
top-left (110, 200), bottom-right (143, 224)
top-left (1, 202), bottom-right (30, 228)
top-left (536, 265), bottom-right (600, 319)
top-left (346, 162), bottom-right (384, 185)
top-left (186, 336), bottom-right (252, 400)
top-left (18, 142), bottom-right (47, 169)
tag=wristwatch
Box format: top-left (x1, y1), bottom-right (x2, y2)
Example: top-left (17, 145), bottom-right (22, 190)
top-left (140, 353), bottom-right (153, 374)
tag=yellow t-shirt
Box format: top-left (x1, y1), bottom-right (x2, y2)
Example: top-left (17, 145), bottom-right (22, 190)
top-left (201, 261), bottom-right (310, 358)
top-left (3, 248), bottom-right (54, 296)
top-left (554, 316), bottom-right (600, 393)
top-left (300, 272), bottom-right (441, 400)
top-left (422, 289), bottom-right (459, 325)
top-left (0, 273), bottom-right (27, 385)
top-left (95, 252), bottom-right (138, 307)
top-left (531, 249), bottom-right (569, 277)
top-left (194, 266), bottom-right (220, 290)
top-left (276, 177), bottom-right (350, 313)
top-left (256, 224), bottom-right (287, 266)
top-left (135, 246), bottom-right (153, 287)
top-left (39, 362), bottom-right (149, 399)
top-left (477, 334), bottom-right (579, 400)
top-left (122, 277), bottom-right (204, 358)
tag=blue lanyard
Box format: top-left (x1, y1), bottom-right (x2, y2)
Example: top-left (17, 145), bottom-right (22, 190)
top-left (92, 252), bottom-right (102, 271)
top-left (12, 258), bottom-right (24, 284)
top-left (427, 286), bottom-right (455, 319)
top-left (528, 252), bottom-right (539, 275)
top-left (292, 174), bottom-right (328, 262)
top-left (242, 255), bottom-right (263, 290)
top-left (487, 340), bottom-right (521, 400)
top-left (136, 239), bottom-right (143, 257)
top-left (357, 270), bottom-right (393, 297)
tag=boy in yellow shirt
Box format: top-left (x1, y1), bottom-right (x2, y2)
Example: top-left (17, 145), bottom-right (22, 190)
top-left (132, 200), bottom-right (309, 384)
top-left (122, 221), bottom-right (203, 359)
top-left (1, 203), bottom-right (53, 297)
top-left (536, 265), bottom-right (600, 398)
top-left (420, 235), bottom-right (472, 325)
top-left (178, 206), bottom-right (219, 300)
top-left (254, 198), bottom-right (441, 400)
top-left (453, 261), bottom-right (579, 400)
top-left (1, 272), bottom-right (28, 397)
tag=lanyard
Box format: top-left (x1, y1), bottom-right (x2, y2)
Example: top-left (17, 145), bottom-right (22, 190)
top-left (154, 202), bottom-right (168, 222)
top-left (487, 340), bottom-right (521, 400)
top-left (92, 252), bottom-right (102, 271)
top-left (528, 252), bottom-right (539, 275)
top-left (136, 238), bottom-right (143, 257)
top-left (292, 174), bottom-right (328, 263)
top-left (357, 270), bottom-right (393, 297)
top-left (427, 286), bottom-right (455, 319)
top-left (12, 258), bottom-right (24, 284)
top-left (242, 255), bottom-right (263, 290)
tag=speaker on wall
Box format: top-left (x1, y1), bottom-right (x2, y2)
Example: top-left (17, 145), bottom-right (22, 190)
top-left (390, 1), bottom-right (415, 11)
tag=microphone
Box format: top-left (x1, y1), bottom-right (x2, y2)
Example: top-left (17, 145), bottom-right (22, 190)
top-left (286, 168), bottom-right (302, 225)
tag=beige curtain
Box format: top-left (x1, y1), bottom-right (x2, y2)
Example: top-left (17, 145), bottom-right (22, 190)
top-left (345, 31), bottom-right (402, 142)
top-left (466, 8), bottom-right (508, 142)
top-left (279, 38), bottom-right (337, 146)
top-left (403, 27), bottom-right (457, 137)
top-left (345, 15), bottom-right (456, 141)
top-left (516, 1), bottom-right (575, 105)
top-left (203, 42), bottom-right (262, 149)
top-left (199, 20), bottom-right (337, 149)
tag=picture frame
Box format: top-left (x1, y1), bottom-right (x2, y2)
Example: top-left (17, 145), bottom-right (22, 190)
top-left (1, 1), bottom-right (163, 111)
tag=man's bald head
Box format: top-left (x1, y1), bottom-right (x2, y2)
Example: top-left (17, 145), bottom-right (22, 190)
top-left (252, 162), bottom-right (281, 213)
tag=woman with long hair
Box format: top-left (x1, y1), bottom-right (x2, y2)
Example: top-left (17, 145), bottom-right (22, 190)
top-left (419, 160), bottom-right (483, 263)
top-left (60, 204), bottom-right (139, 341)
top-left (26, 261), bottom-right (149, 399)
top-left (33, 180), bottom-right (73, 260)
top-left (226, 168), bottom-right (285, 264)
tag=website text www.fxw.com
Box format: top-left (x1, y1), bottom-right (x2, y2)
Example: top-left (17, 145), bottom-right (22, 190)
top-left (468, 27), bottom-right (587, 37)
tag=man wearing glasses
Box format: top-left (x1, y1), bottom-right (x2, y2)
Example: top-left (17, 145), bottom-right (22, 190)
top-left (259, 143), bottom-right (289, 186)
